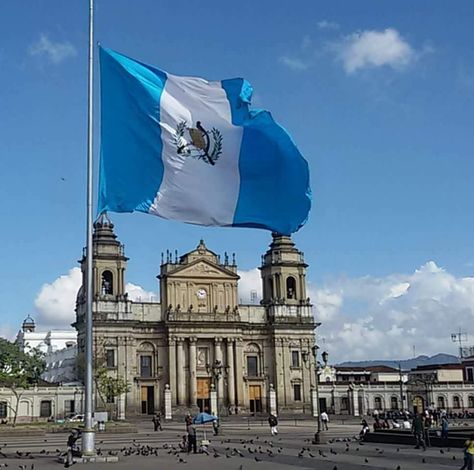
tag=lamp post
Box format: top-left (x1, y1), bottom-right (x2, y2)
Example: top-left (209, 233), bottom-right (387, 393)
top-left (206, 360), bottom-right (227, 416)
top-left (304, 345), bottom-right (326, 444)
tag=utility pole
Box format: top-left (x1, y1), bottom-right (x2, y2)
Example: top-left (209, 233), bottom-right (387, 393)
top-left (451, 329), bottom-right (468, 358)
top-left (398, 363), bottom-right (404, 411)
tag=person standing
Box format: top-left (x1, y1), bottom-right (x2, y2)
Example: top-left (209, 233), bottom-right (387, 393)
top-left (320, 411), bottom-right (329, 431)
top-left (412, 413), bottom-right (426, 450)
top-left (268, 414), bottom-right (278, 436)
top-left (441, 415), bottom-right (449, 440)
top-left (187, 423), bottom-right (197, 454)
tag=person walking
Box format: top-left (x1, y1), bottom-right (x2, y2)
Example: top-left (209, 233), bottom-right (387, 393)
top-left (320, 411), bottom-right (329, 431)
top-left (152, 413), bottom-right (162, 431)
top-left (268, 414), bottom-right (278, 436)
top-left (187, 422), bottom-right (197, 454)
top-left (460, 436), bottom-right (474, 470)
top-left (412, 413), bottom-right (426, 450)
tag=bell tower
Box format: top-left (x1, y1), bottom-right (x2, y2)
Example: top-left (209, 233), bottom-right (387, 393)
top-left (78, 213), bottom-right (128, 303)
top-left (260, 233), bottom-right (308, 306)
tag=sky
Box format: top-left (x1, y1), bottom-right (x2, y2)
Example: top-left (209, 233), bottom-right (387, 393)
top-left (1, 0), bottom-right (474, 363)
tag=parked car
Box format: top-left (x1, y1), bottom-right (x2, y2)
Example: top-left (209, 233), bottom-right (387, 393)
top-left (66, 414), bottom-right (84, 422)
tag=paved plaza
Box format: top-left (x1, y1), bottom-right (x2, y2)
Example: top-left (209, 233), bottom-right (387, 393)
top-left (0, 418), bottom-right (467, 469)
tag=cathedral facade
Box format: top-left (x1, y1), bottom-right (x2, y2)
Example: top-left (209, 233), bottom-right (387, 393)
top-left (74, 217), bottom-right (317, 416)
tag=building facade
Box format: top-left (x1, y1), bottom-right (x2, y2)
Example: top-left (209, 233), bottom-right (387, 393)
top-left (317, 363), bottom-right (474, 416)
top-left (74, 216), bottom-right (317, 416)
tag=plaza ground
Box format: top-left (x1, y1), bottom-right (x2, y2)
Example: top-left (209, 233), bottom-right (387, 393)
top-left (0, 417), bottom-right (466, 469)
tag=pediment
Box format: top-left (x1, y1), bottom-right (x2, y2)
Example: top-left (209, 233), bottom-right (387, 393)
top-left (168, 259), bottom-right (239, 279)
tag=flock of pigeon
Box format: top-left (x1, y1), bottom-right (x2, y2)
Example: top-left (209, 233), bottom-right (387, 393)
top-left (0, 432), bottom-right (463, 469)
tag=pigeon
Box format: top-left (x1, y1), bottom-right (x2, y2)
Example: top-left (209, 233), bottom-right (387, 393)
top-left (440, 449), bottom-right (444, 454)
top-left (254, 457), bottom-right (261, 462)
top-left (365, 458), bottom-right (369, 463)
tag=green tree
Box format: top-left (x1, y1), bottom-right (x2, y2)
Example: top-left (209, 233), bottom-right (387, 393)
top-left (76, 342), bottom-right (130, 419)
top-left (0, 338), bottom-right (46, 426)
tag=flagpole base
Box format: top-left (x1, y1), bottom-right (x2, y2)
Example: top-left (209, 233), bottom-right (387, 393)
top-left (81, 428), bottom-right (96, 456)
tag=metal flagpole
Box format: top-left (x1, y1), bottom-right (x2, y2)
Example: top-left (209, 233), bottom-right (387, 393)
top-left (82, 0), bottom-right (95, 456)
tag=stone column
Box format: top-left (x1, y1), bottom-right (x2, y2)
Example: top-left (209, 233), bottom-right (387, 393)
top-left (226, 338), bottom-right (235, 408)
top-left (234, 339), bottom-right (245, 409)
top-left (275, 338), bottom-right (285, 410)
top-left (214, 338), bottom-right (223, 404)
top-left (168, 338), bottom-right (177, 406)
top-left (210, 384), bottom-right (218, 416)
top-left (164, 384), bottom-right (172, 420)
top-left (269, 384), bottom-right (277, 416)
top-left (311, 388), bottom-right (318, 417)
top-left (177, 338), bottom-right (186, 406)
top-left (189, 338), bottom-right (197, 406)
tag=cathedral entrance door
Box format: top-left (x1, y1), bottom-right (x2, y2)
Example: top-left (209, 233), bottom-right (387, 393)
top-left (141, 386), bottom-right (155, 415)
top-left (197, 378), bottom-right (211, 413)
top-left (249, 385), bottom-right (262, 413)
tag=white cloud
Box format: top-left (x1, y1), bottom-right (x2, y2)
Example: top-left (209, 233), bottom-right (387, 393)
top-left (125, 283), bottom-right (158, 302)
top-left (314, 261), bottom-right (474, 362)
top-left (238, 268), bottom-right (262, 303)
top-left (28, 34), bottom-right (77, 65)
top-left (317, 20), bottom-right (340, 30)
top-left (35, 267), bottom-right (82, 327)
top-left (278, 56), bottom-right (309, 71)
top-left (34, 268), bottom-right (158, 327)
top-left (336, 28), bottom-right (415, 74)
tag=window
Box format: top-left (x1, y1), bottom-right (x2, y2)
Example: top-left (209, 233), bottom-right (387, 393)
top-left (140, 355), bottom-right (152, 378)
top-left (293, 384), bottom-right (301, 401)
top-left (354, 376), bottom-right (360, 381)
top-left (467, 367), bottom-right (474, 382)
top-left (65, 400), bottom-right (75, 414)
top-left (0, 402), bottom-right (7, 419)
top-left (106, 349), bottom-right (115, 368)
top-left (468, 396), bottom-right (474, 408)
top-left (101, 270), bottom-right (113, 295)
top-left (106, 394), bottom-right (115, 404)
top-left (374, 397), bottom-right (382, 410)
top-left (40, 400), bottom-right (52, 418)
top-left (247, 356), bottom-right (258, 377)
top-left (391, 396), bottom-right (398, 410)
top-left (438, 396), bottom-right (445, 409)
top-left (341, 397), bottom-right (349, 411)
top-left (453, 396), bottom-right (461, 409)
top-left (286, 276), bottom-right (296, 299)
top-left (291, 351), bottom-right (300, 368)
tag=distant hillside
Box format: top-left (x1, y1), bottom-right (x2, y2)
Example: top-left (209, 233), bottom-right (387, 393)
top-left (337, 353), bottom-right (460, 371)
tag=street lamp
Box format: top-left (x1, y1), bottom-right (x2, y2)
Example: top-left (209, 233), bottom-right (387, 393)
top-left (206, 360), bottom-right (228, 416)
top-left (302, 345), bottom-right (328, 444)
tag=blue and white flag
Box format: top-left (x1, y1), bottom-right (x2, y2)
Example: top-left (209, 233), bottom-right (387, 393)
top-left (98, 47), bottom-right (311, 234)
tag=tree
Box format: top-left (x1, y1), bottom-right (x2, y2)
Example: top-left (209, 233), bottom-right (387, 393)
top-left (0, 338), bottom-right (46, 426)
top-left (76, 341), bottom-right (130, 419)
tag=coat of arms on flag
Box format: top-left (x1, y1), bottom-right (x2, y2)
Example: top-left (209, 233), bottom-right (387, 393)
top-left (174, 120), bottom-right (223, 166)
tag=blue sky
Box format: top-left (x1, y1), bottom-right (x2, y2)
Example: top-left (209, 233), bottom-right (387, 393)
top-left (1, 0), bottom-right (473, 361)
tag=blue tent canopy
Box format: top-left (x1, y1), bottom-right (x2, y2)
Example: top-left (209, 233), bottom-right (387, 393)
top-left (193, 412), bottom-right (217, 424)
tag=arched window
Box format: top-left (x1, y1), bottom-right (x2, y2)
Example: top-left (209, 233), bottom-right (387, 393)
top-left (437, 396), bottom-right (445, 409)
top-left (374, 396), bottom-right (382, 410)
top-left (286, 276), bottom-right (296, 299)
top-left (0, 402), bottom-right (7, 419)
top-left (102, 270), bottom-right (113, 295)
top-left (391, 396), bottom-right (398, 410)
top-left (468, 396), bottom-right (474, 408)
top-left (138, 342), bottom-right (155, 378)
top-left (268, 278), bottom-right (274, 299)
top-left (40, 400), bottom-right (52, 418)
top-left (453, 396), bottom-right (461, 409)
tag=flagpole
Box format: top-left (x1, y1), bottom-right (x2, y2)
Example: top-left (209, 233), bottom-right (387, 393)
top-left (82, 0), bottom-right (95, 456)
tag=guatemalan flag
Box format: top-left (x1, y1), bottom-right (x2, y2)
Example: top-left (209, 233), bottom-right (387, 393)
top-left (98, 47), bottom-right (311, 235)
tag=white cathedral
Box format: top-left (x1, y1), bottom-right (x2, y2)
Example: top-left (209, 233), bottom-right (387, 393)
top-left (74, 215), bottom-right (318, 416)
